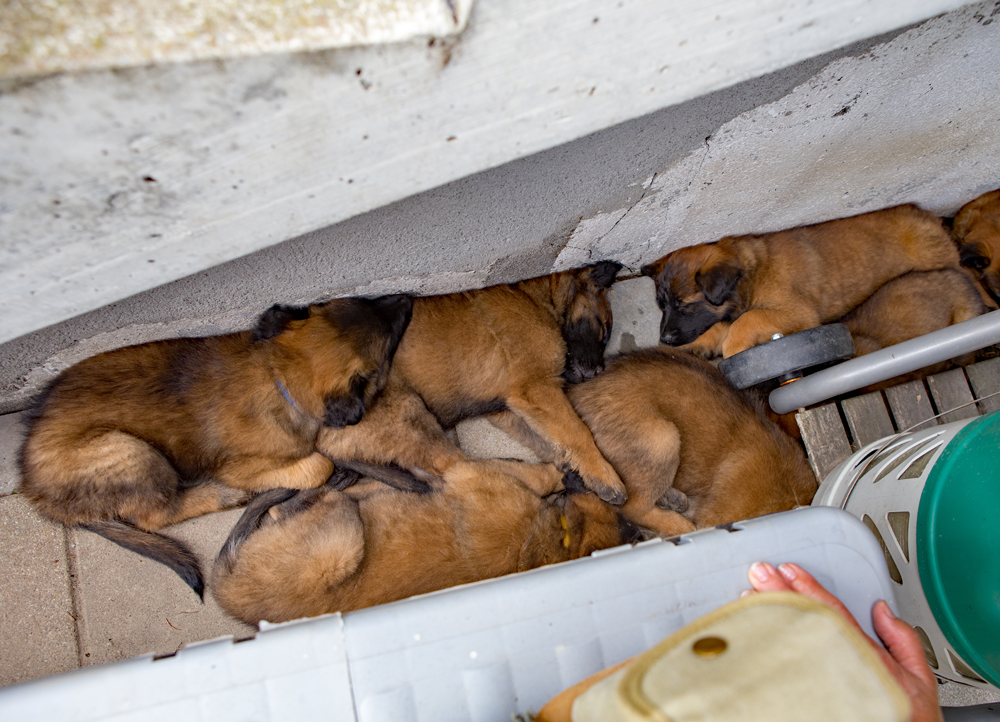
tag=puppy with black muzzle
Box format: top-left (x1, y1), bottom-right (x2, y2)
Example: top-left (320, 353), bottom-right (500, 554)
top-left (211, 458), bottom-right (640, 625)
top-left (561, 348), bottom-right (816, 536)
top-left (641, 205), bottom-right (961, 359)
top-left (951, 189), bottom-right (1000, 308)
top-left (318, 262), bottom-right (628, 504)
top-left (18, 295), bottom-right (413, 597)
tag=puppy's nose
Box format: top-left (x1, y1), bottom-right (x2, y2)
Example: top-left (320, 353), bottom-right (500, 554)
top-left (660, 331), bottom-right (678, 345)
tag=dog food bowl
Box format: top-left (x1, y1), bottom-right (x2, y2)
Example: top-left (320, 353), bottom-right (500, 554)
top-left (813, 410), bottom-right (1000, 691)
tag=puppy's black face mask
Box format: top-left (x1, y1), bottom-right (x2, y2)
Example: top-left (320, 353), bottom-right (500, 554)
top-left (654, 263), bottom-right (742, 346)
top-left (563, 316), bottom-right (612, 384)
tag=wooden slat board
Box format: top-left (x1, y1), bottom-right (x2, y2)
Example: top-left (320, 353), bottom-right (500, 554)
top-left (926, 369), bottom-right (979, 424)
top-left (796, 403), bottom-right (853, 482)
top-left (965, 357), bottom-right (1000, 416)
top-left (884, 380), bottom-right (938, 433)
top-left (841, 392), bottom-right (895, 448)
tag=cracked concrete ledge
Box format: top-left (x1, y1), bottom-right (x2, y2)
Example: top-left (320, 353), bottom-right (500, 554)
top-left (555, 2), bottom-right (1000, 273)
top-left (0, 0), bottom-right (973, 345)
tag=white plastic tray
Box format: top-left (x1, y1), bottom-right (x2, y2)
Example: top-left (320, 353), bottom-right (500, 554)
top-left (0, 506), bottom-right (898, 722)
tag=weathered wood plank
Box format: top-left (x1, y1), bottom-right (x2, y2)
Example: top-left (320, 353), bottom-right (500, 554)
top-left (926, 369), bottom-right (978, 424)
top-left (841, 392), bottom-right (895, 448)
top-left (965, 358), bottom-right (1000, 416)
top-left (796, 404), bottom-right (853, 483)
top-left (884, 380), bottom-right (938, 433)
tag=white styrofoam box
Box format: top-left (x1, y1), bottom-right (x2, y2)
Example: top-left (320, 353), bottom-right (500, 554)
top-left (0, 506), bottom-right (896, 721)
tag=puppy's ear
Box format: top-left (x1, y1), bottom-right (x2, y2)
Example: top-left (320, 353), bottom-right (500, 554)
top-left (695, 263), bottom-right (743, 306)
top-left (641, 258), bottom-right (665, 278)
top-left (959, 243), bottom-right (991, 272)
top-left (587, 261), bottom-right (622, 289)
top-left (254, 304), bottom-right (310, 341)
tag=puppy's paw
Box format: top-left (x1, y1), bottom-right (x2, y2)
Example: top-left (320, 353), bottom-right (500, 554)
top-left (655, 487), bottom-right (689, 513)
top-left (583, 473), bottom-right (627, 506)
top-left (677, 341), bottom-right (719, 359)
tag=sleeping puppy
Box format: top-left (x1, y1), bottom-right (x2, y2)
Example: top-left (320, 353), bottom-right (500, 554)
top-left (841, 268), bottom-right (986, 356)
top-left (952, 189), bottom-right (1000, 308)
top-left (211, 458), bottom-right (640, 624)
top-left (531, 348), bottom-right (816, 537)
top-left (18, 295), bottom-right (412, 597)
top-left (641, 205), bottom-right (960, 359)
top-left (318, 262), bottom-right (629, 505)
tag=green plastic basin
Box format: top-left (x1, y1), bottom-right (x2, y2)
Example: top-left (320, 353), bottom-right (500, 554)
top-left (917, 411), bottom-right (1000, 687)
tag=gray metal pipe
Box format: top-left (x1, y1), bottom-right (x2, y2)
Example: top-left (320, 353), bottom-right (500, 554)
top-left (768, 309), bottom-right (1000, 414)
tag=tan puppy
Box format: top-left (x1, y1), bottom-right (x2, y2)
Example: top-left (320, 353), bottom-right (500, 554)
top-left (18, 295), bottom-right (412, 597)
top-left (841, 268), bottom-right (986, 355)
top-left (211, 459), bottom-right (639, 624)
top-left (318, 262), bottom-right (629, 504)
top-left (565, 348), bottom-right (817, 536)
top-left (641, 205), bottom-right (960, 359)
top-left (952, 189), bottom-right (1000, 307)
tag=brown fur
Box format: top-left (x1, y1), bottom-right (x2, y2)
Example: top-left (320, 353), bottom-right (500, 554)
top-left (560, 348), bottom-right (817, 537)
top-left (952, 189), bottom-right (1000, 308)
top-left (841, 268), bottom-right (986, 356)
top-left (642, 205), bottom-right (961, 359)
top-left (317, 262), bottom-right (629, 504)
top-left (18, 295), bottom-right (412, 596)
top-left (211, 459), bottom-right (637, 624)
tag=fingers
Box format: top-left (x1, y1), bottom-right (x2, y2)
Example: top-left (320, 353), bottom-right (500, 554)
top-left (872, 601), bottom-right (938, 687)
top-left (746, 563), bottom-right (865, 638)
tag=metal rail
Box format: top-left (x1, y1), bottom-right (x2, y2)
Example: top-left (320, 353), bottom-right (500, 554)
top-left (768, 310), bottom-right (1000, 414)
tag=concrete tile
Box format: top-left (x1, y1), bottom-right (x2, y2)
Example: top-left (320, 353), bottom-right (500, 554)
top-left (0, 495), bottom-right (79, 686)
top-left (0, 412), bottom-right (26, 496)
top-left (939, 680), bottom-right (1000, 706)
top-left (606, 276), bottom-right (660, 357)
top-left (73, 508), bottom-right (255, 667)
top-left (455, 417), bottom-right (540, 463)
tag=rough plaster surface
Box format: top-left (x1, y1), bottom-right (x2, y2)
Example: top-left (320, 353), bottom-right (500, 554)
top-left (556, 1), bottom-right (1000, 272)
top-left (0, 27), bottom-right (925, 412)
top-left (0, 0), bottom-right (972, 344)
top-left (2, 0), bottom-right (472, 78)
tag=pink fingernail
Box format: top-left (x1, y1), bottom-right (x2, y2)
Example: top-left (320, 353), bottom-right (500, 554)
top-left (879, 600), bottom-right (896, 619)
top-left (750, 562), bottom-right (771, 582)
top-left (740, 589), bottom-right (755, 598)
top-left (778, 564), bottom-right (797, 581)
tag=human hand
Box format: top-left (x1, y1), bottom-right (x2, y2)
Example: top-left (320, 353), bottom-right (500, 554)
top-left (745, 562), bottom-right (943, 722)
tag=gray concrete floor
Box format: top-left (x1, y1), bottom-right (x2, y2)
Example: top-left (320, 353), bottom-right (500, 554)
top-left (1, 276), bottom-right (997, 708)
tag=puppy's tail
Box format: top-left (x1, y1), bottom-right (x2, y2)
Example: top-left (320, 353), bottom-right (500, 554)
top-left (333, 460), bottom-right (436, 493)
top-left (79, 520), bottom-right (205, 600)
top-left (216, 487), bottom-right (299, 574)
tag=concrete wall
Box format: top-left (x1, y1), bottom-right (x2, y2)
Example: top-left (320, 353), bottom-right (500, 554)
top-left (2, 1), bottom-right (999, 412)
top-left (0, 0), bottom-right (973, 345)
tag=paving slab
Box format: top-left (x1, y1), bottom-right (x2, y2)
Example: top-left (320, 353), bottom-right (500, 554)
top-left (72, 508), bottom-right (255, 667)
top-left (606, 276), bottom-right (660, 357)
top-left (0, 412), bottom-right (25, 496)
top-left (454, 417), bottom-right (539, 463)
top-left (0, 495), bottom-right (79, 686)
top-left (939, 680), bottom-right (1000, 706)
